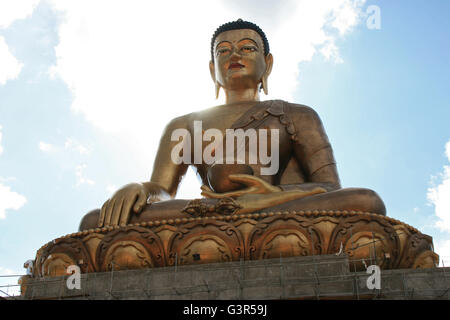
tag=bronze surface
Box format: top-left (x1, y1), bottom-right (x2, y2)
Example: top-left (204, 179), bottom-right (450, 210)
top-left (33, 210), bottom-right (438, 278)
top-left (26, 20), bottom-right (438, 286)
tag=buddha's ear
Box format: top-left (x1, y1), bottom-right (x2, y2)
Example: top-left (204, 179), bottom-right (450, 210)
top-left (209, 60), bottom-right (220, 99)
top-left (261, 53), bottom-right (273, 95)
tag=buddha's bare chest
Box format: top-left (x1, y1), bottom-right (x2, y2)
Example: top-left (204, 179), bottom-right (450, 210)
top-left (187, 107), bottom-right (292, 149)
top-left (191, 109), bottom-right (251, 132)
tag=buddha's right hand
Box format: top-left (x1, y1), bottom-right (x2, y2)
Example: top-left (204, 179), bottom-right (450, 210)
top-left (98, 182), bottom-right (169, 227)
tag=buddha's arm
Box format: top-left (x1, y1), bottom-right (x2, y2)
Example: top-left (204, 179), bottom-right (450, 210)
top-left (149, 116), bottom-right (190, 197)
top-left (279, 104), bottom-right (341, 192)
top-left (98, 116), bottom-right (189, 227)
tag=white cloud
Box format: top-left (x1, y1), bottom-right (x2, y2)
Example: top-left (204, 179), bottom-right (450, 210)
top-left (47, 0), bottom-right (365, 131)
top-left (65, 138), bottom-right (89, 155)
top-left (39, 138), bottom-right (89, 155)
top-left (446, 141), bottom-right (450, 161)
top-left (0, 0), bottom-right (40, 29)
top-left (38, 141), bottom-right (55, 152)
top-left (0, 36), bottom-right (23, 85)
top-left (427, 140), bottom-right (450, 232)
top-left (0, 266), bottom-right (19, 275)
top-left (0, 125), bottom-right (3, 155)
top-left (0, 182), bottom-right (27, 219)
top-left (434, 239), bottom-right (450, 267)
top-left (0, 0), bottom-right (40, 85)
top-left (0, 176), bottom-right (16, 183)
top-left (39, 139), bottom-right (93, 189)
top-left (75, 164), bottom-right (94, 186)
top-left (320, 41), bottom-right (343, 63)
top-left (106, 184), bottom-right (117, 195)
top-left (46, 1), bottom-right (366, 198)
top-left (330, 0), bottom-right (365, 35)
top-left (267, 0), bottom-right (365, 101)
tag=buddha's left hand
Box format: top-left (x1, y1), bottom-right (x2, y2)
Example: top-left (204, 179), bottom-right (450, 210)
top-left (201, 174), bottom-right (281, 199)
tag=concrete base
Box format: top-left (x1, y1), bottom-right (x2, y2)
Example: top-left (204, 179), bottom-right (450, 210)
top-left (18, 254), bottom-right (450, 300)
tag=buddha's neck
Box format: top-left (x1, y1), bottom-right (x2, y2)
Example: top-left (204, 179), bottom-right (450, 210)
top-left (225, 88), bottom-right (260, 105)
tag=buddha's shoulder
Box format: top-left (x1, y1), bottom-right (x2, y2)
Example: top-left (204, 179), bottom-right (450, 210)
top-left (164, 101), bottom-right (322, 129)
top-left (164, 109), bottom-right (214, 129)
top-left (166, 109), bottom-right (212, 126)
top-left (277, 100), bottom-right (321, 119)
top-left (164, 113), bottom-right (192, 130)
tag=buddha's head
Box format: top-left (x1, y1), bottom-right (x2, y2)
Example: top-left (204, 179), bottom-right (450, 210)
top-left (209, 19), bottom-right (273, 98)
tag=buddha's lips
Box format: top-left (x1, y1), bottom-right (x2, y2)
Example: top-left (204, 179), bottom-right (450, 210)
top-left (229, 63), bottom-right (245, 69)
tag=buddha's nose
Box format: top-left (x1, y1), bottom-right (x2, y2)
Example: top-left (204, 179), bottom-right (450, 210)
top-left (230, 50), bottom-right (241, 61)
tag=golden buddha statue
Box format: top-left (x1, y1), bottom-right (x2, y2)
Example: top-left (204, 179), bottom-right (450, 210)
top-left (27, 20), bottom-right (437, 280)
top-left (79, 19), bottom-right (386, 230)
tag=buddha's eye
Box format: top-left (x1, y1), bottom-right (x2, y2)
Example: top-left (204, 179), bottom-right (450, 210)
top-left (241, 46), bottom-right (257, 53)
top-left (216, 48), bottom-right (230, 56)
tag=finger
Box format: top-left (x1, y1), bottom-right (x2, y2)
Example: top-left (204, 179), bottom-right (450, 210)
top-left (229, 175), bottom-right (278, 193)
top-left (201, 190), bottom-right (223, 199)
top-left (111, 198), bottom-right (125, 226)
top-left (222, 186), bottom-right (258, 198)
top-left (228, 174), bottom-right (260, 186)
top-left (98, 200), bottom-right (108, 227)
top-left (133, 191), bottom-right (147, 213)
top-left (120, 195), bottom-right (136, 226)
top-left (201, 187), bottom-right (257, 199)
top-left (104, 198), bottom-right (116, 226)
top-left (200, 185), bottom-right (213, 193)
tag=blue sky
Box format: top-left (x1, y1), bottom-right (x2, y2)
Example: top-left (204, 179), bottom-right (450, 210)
top-left (0, 0), bottom-right (449, 295)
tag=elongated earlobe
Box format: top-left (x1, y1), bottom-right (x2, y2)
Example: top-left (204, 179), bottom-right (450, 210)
top-left (215, 82), bottom-right (220, 99)
top-left (261, 53), bottom-right (273, 95)
top-left (261, 77), bottom-right (268, 95)
top-left (209, 61), bottom-right (220, 99)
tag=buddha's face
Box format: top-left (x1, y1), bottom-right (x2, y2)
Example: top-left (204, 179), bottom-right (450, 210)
top-left (211, 29), bottom-right (270, 92)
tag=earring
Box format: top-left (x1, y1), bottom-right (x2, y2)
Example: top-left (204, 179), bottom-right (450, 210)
top-left (215, 82), bottom-right (220, 99)
top-left (261, 77), bottom-right (269, 95)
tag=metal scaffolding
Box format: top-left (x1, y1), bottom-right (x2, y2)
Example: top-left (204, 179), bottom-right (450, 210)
top-left (1, 254), bottom-right (449, 300)
top-left (2, 226), bottom-right (449, 300)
